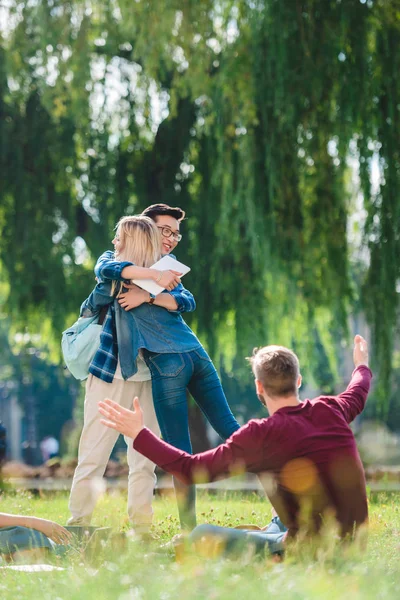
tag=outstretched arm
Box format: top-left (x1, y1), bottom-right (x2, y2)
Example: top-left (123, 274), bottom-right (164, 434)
top-left (332, 335), bottom-right (372, 423)
top-left (99, 399), bottom-right (262, 485)
top-left (0, 513), bottom-right (72, 545)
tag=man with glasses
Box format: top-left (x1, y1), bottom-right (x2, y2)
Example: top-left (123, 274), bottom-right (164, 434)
top-left (141, 203), bottom-right (184, 254)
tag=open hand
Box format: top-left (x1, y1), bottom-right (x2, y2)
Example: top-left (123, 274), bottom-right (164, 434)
top-left (29, 517), bottom-right (73, 545)
top-left (353, 334), bottom-right (369, 368)
top-left (99, 397), bottom-right (144, 440)
top-left (118, 286), bottom-right (148, 310)
top-left (156, 270), bottom-right (182, 291)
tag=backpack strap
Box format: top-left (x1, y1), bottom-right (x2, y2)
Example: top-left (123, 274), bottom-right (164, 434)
top-left (98, 305), bottom-right (109, 326)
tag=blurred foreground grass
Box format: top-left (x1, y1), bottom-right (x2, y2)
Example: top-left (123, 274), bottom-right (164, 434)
top-left (0, 490), bottom-right (399, 599)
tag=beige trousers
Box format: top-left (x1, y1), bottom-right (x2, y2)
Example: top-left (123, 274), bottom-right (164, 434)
top-left (68, 375), bottom-right (160, 530)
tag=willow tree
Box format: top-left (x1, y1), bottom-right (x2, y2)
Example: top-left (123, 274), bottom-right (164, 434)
top-left (1, 0), bottom-right (400, 414)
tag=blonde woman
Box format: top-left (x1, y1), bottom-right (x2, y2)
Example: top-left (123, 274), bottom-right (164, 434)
top-left (90, 216), bottom-right (240, 530)
top-left (68, 217), bottom-right (197, 534)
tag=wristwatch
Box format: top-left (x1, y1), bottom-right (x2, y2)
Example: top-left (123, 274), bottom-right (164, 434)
top-left (148, 293), bottom-right (156, 305)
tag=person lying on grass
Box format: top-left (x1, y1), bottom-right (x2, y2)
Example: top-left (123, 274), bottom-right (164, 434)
top-left (0, 513), bottom-right (72, 562)
top-left (98, 335), bottom-right (371, 557)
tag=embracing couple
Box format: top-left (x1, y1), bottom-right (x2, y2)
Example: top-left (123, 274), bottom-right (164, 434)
top-left (67, 204), bottom-right (240, 533)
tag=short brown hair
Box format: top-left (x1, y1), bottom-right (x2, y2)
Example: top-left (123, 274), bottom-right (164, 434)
top-left (141, 203), bottom-right (185, 222)
top-left (248, 345), bottom-right (300, 397)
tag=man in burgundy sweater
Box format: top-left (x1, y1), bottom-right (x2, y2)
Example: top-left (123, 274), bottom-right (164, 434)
top-left (99, 335), bottom-right (372, 555)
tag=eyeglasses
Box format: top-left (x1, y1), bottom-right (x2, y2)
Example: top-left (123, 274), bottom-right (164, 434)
top-left (157, 226), bottom-right (182, 243)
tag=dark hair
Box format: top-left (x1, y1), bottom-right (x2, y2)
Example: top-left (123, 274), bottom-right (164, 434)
top-left (141, 203), bottom-right (185, 222)
top-left (247, 345), bottom-right (300, 398)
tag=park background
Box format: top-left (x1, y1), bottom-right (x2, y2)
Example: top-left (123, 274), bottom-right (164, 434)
top-left (0, 0), bottom-right (400, 470)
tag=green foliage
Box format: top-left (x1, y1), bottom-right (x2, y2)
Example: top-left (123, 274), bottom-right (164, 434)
top-left (0, 314), bottom-right (81, 449)
top-left (1, 1), bottom-right (400, 415)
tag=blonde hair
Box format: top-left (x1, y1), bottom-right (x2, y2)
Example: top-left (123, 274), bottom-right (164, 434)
top-left (112, 215), bottom-right (161, 295)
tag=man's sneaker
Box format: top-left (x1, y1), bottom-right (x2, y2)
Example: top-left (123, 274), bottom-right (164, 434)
top-left (262, 516), bottom-right (287, 534)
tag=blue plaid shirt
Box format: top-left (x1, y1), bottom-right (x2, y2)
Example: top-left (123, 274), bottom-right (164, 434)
top-left (86, 303), bottom-right (119, 382)
top-left (83, 252), bottom-right (198, 383)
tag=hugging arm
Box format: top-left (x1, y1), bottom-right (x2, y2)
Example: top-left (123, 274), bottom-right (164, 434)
top-left (118, 282), bottom-right (196, 313)
top-left (95, 251), bottom-right (181, 290)
top-left (94, 251), bottom-right (154, 282)
top-left (167, 284), bottom-right (196, 313)
top-left (80, 280), bottom-right (114, 317)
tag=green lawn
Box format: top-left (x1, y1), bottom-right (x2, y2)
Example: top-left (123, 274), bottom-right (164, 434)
top-left (0, 490), bottom-right (399, 599)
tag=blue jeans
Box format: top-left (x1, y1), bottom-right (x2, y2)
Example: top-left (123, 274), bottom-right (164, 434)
top-left (189, 523), bottom-right (286, 557)
top-left (0, 526), bottom-right (68, 556)
top-left (143, 347), bottom-right (240, 529)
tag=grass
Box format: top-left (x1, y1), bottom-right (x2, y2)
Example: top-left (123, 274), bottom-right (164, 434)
top-left (0, 489), bottom-right (399, 599)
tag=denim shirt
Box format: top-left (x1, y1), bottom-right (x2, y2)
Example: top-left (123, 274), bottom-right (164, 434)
top-left (83, 251), bottom-right (201, 380)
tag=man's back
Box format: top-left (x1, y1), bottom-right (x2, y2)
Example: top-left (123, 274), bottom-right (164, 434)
top-left (256, 374), bottom-right (370, 537)
top-left (133, 364), bottom-right (372, 538)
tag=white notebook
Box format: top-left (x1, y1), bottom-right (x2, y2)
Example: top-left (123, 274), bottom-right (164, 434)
top-left (131, 255), bottom-right (191, 295)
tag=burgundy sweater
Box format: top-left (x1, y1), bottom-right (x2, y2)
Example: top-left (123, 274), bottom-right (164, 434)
top-left (134, 365), bottom-right (372, 537)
